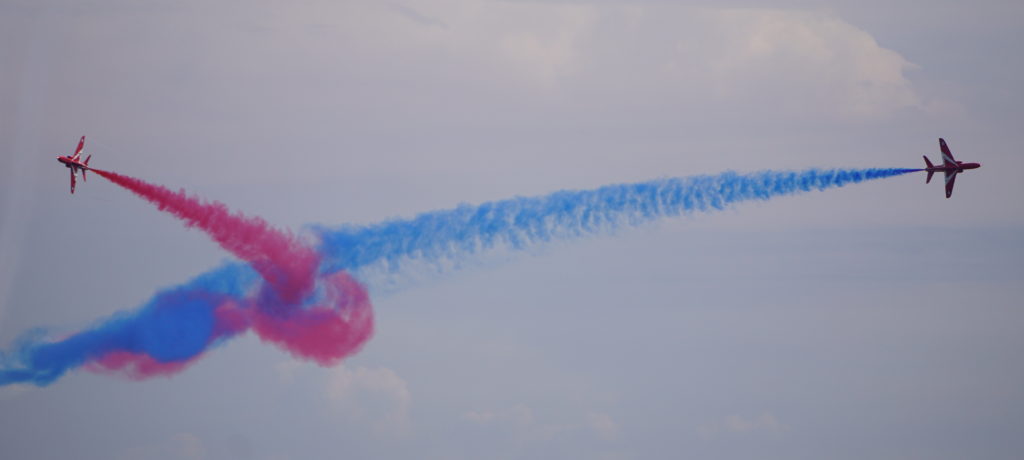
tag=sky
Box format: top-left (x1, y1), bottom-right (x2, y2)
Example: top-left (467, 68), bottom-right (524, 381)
top-left (1, 0), bottom-right (1023, 459)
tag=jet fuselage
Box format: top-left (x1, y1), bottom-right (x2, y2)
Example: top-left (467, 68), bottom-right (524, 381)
top-left (57, 155), bottom-right (88, 170)
top-left (924, 161), bottom-right (980, 173)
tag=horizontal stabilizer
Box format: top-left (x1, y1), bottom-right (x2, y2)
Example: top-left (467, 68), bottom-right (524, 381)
top-left (923, 155), bottom-right (935, 184)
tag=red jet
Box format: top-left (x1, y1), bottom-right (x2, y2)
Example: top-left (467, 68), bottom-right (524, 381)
top-left (56, 136), bottom-right (91, 194)
top-left (923, 138), bottom-right (980, 198)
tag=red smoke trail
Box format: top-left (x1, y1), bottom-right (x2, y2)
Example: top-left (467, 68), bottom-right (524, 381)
top-left (92, 169), bottom-right (316, 304)
top-left (88, 169), bottom-right (374, 379)
top-left (251, 271), bottom-right (374, 365)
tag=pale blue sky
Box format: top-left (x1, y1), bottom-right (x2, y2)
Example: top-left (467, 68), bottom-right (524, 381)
top-left (1, 1), bottom-right (1023, 459)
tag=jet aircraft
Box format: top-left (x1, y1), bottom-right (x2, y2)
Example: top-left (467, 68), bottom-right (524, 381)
top-left (923, 138), bottom-right (980, 198)
top-left (56, 136), bottom-right (91, 194)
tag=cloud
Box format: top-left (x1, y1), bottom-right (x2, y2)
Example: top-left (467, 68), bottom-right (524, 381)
top-left (172, 433), bottom-right (208, 460)
top-left (115, 432), bottom-right (208, 460)
top-left (587, 412), bottom-right (619, 440)
top-left (274, 360), bottom-right (303, 384)
top-left (494, 4), bottom-right (596, 87)
top-left (326, 365), bottom-right (412, 434)
top-left (702, 9), bottom-right (920, 118)
top-left (463, 404), bottom-right (535, 426)
top-left (367, 2), bottom-right (920, 121)
top-left (697, 412), bottom-right (789, 439)
top-left (463, 404), bottom-right (620, 441)
top-left (386, 2), bottom-right (448, 29)
top-left (0, 382), bottom-right (33, 400)
top-left (158, 1), bottom-right (921, 122)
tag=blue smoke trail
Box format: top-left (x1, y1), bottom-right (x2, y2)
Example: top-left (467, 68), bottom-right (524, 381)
top-left (0, 264), bottom-right (257, 386)
top-left (0, 167), bottom-right (915, 387)
top-left (313, 168), bottom-right (918, 274)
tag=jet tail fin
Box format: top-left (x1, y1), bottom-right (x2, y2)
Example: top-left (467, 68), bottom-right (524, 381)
top-left (923, 155), bottom-right (935, 184)
top-left (84, 154), bottom-right (91, 166)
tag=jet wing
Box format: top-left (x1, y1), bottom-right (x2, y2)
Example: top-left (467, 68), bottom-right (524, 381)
top-left (939, 138), bottom-right (957, 167)
top-left (73, 136), bottom-right (85, 161)
top-left (70, 168), bottom-right (77, 194)
top-left (944, 170), bottom-right (957, 199)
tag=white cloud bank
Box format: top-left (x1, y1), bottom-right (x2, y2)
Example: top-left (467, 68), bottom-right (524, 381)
top-left (105, 0), bottom-right (923, 131)
top-left (702, 9), bottom-right (920, 118)
top-left (305, 1), bottom-right (922, 120)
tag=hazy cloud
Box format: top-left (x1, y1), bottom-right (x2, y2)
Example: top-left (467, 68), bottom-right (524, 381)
top-left (464, 404), bottom-right (620, 442)
top-left (171, 433), bottom-right (207, 460)
top-left (697, 412), bottom-right (790, 438)
top-left (463, 404), bottom-right (536, 426)
top-left (320, 1), bottom-right (923, 119)
top-left (274, 360), bottom-right (304, 384)
top-left (587, 412), bottom-right (619, 440)
top-left (326, 365), bottom-right (412, 434)
top-left (703, 9), bottom-right (920, 118)
top-left (0, 382), bottom-right (34, 400)
top-left (114, 432), bottom-right (208, 460)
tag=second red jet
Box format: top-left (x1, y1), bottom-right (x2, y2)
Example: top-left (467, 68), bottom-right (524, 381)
top-left (923, 138), bottom-right (980, 198)
top-left (56, 136), bottom-right (91, 194)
